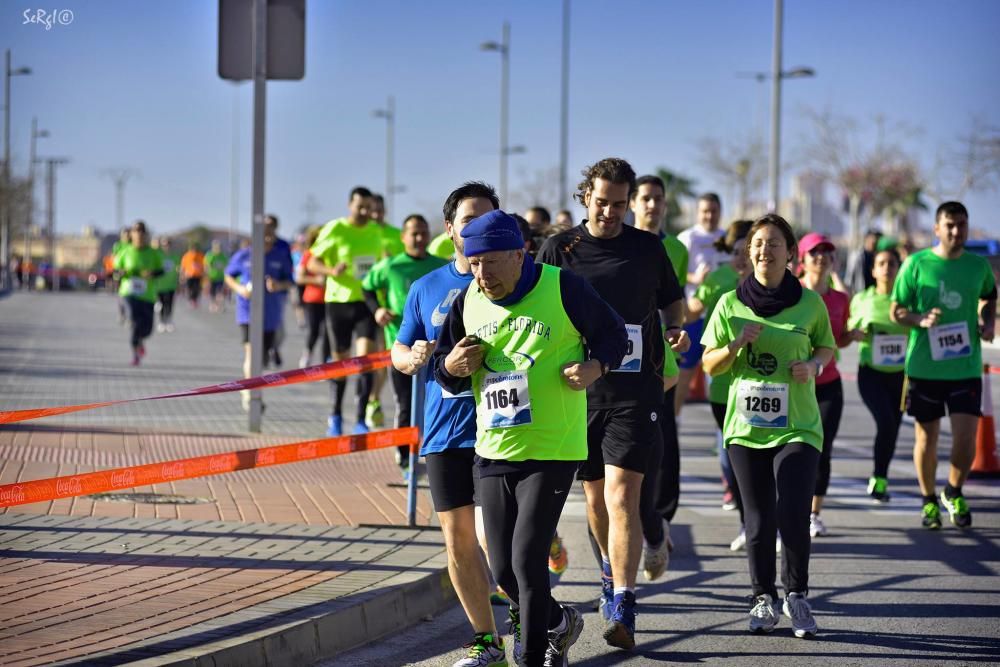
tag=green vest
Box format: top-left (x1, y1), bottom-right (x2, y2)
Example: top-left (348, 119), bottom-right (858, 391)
top-left (464, 264), bottom-right (587, 462)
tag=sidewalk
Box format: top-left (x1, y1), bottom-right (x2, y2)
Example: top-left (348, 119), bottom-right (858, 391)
top-left (0, 292), bottom-right (448, 666)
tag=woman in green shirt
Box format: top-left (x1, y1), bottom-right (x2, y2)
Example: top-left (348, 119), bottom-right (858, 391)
top-left (113, 221), bottom-right (164, 366)
top-left (702, 214), bottom-right (835, 638)
top-left (688, 219), bottom-right (753, 551)
top-left (848, 247), bottom-right (907, 502)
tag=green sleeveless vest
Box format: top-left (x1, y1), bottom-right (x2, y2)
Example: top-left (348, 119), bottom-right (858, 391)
top-left (464, 263), bottom-right (588, 462)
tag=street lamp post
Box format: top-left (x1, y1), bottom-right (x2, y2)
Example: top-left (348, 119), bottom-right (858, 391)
top-left (481, 22), bottom-right (511, 205)
top-left (372, 96), bottom-right (396, 221)
top-left (23, 118), bottom-right (48, 287)
top-left (559, 0), bottom-right (570, 211)
top-left (2, 49), bottom-right (32, 291)
top-left (765, 0), bottom-right (816, 213)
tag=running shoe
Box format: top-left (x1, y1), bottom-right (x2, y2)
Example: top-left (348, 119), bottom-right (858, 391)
top-left (642, 520), bottom-right (670, 582)
top-left (809, 513), bottom-right (828, 537)
top-left (298, 351), bottom-right (310, 369)
top-left (271, 348), bottom-right (282, 366)
top-left (165, 323), bottom-right (175, 333)
top-left (603, 593), bottom-right (636, 650)
top-left (748, 593), bottom-right (779, 633)
top-left (599, 573), bottom-right (614, 621)
top-left (137, 344), bottom-right (146, 358)
top-left (776, 532), bottom-right (782, 553)
top-left (782, 592), bottom-right (818, 638)
top-left (131, 353), bottom-right (141, 367)
top-left (543, 605), bottom-right (584, 666)
top-left (366, 399), bottom-right (385, 428)
top-left (156, 323), bottom-right (167, 333)
top-left (867, 476), bottom-right (890, 503)
top-left (353, 421), bottom-right (370, 435)
top-left (940, 491), bottom-right (972, 528)
top-left (548, 534), bottom-right (569, 576)
top-left (722, 488), bottom-right (738, 511)
top-left (730, 526), bottom-right (747, 552)
top-left (921, 501), bottom-right (942, 530)
top-left (507, 607), bottom-right (522, 665)
top-left (452, 634), bottom-right (507, 667)
top-left (490, 587), bottom-right (511, 606)
top-left (326, 415), bottom-right (343, 437)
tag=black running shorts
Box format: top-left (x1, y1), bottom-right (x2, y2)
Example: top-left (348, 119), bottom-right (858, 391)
top-left (325, 301), bottom-right (377, 351)
top-left (577, 406), bottom-right (661, 481)
top-left (426, 447), bottom-right (479, 512)
top-left (906, 376), bottom-right (982, 423)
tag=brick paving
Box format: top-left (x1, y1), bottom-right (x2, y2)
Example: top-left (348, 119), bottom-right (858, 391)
top-left (0, 291), bottom-right (442, 665)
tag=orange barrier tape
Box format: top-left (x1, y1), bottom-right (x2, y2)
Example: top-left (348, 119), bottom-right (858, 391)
top-left (0, 350), bottom-right (391, 425)
top-left (0, 426), bottom-right (418, 509)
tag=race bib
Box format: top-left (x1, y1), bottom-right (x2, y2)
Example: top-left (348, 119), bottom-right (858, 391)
top-left (613, 324), bottom-right (642, 373)
top-left (928, 321), bottom-right (971, 361)
top-left (736, 381), bottom-right (788, 428)
top-left (128, 278), bottom-right (147, 295)
top-left (480, 371), bottom-right (532, 429)
top-left (872, 334), bottom-right (906, 367)
top-left (353, 255), bottom-right (375, 280)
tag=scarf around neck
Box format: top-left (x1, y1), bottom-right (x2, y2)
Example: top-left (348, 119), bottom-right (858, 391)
top-left (736, 269), bottom-right (802, 318)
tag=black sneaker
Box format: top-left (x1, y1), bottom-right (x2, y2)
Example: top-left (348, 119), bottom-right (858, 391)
top-left (543, 605), bottom-right (583, 666)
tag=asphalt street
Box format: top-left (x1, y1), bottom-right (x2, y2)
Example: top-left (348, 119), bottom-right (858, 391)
top-left (330, 345), bottom-right (1000, 666)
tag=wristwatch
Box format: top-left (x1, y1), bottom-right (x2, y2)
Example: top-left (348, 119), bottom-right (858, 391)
top-left (812, 360), bottom-right (824, 377)
top-left (600, 361), bottom-right (610, 377)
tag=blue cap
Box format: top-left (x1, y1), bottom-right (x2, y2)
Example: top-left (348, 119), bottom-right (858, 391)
top-left (460, 210), bottom-right (524, 257)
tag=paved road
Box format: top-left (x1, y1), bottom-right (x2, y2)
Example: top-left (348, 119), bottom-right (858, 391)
top-left (332, 344), bottom-right (1000, 666)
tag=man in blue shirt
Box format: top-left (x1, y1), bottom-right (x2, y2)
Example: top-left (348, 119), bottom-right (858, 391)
top-left (224, 229), bottom-right (294, 411)
top-left (391, 182), bottom-right (506, 667)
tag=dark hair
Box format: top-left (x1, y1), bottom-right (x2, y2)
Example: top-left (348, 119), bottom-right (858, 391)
top-left (132, 220), bottom-right (147, 233)
top-left (526, 206), bottom-right (551, 225)
top-left (745, 213), bottom-right (797, 257)
top-left (402, 214), bottom-right (428, 229)
top-left (371, 193), bottom-right (385, 205)
top-left (443, 181), bottom-right (499, 223)
top-left (633, 174), bottom-right (665, 199)
top-left (304, 225), bottom-right (322, 247)
top-left (936, 201), bottom-right (968, 222)
top-left (715, 219), bottom-right (755, 253)
top-left (265, 214), bottom-right (279, 228)
top-left (350, 186), bottom-right (373, 201)
top-left (874, 247), bottom-right (902, 266)
top-left (575, 157), bottom-right (637, 205)
top-left (698, 192), bottom-right (722, 208)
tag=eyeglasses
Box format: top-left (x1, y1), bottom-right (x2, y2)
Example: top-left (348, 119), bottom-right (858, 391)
top-left (750, 240), bottom-right (785, 250)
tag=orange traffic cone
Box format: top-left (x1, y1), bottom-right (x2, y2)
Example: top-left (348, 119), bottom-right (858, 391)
top-left (971, 364), bottom-right (1000, 478)
top-left (688, 361), bottom-right (707, 403)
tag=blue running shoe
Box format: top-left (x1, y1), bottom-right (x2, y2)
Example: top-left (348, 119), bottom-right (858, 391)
top-left (599, 574), bottom-right (614, 621)
top-left (327, 415), bottom-right (343, 437)
top-left (353, 421), bottom-right (370, 435)
top-left (603, 592), bottom-right (636, 650)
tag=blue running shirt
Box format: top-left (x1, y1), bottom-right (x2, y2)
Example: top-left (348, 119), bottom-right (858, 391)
top-left (396, 262), bottom-right (476, 455)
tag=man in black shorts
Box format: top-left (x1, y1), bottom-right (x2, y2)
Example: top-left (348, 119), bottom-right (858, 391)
top-left (308, 187), bottom-right (386, 436)
top-left (537, 157), bottom-right (688, 651)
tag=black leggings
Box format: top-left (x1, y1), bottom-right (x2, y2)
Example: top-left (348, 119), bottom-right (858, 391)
top-left (126, 297), bottom-right (154, 348)
top-left (157, 289), bottom-right (175, 324)
top-left (305, 301), bottom-right (331, 362)
top-left (729, 442), bottom-right (819, 598)
top-left (479, 462), bottom-right (576, 666)
top-left (857, 366), bottom-right (905, 479)
top-left (655, 386), bottom-right (680, 523)
top-left (814, 378), bottom-right (844, 497)
top-left (391, 366), bottom-right (413, 462)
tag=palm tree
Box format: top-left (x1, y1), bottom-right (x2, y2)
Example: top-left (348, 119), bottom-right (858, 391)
top-left (656, 168), bottom-right (697, 233)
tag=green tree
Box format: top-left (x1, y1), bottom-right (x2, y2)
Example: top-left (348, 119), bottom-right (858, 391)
top-left (655, 168), bottom-right (697, 234)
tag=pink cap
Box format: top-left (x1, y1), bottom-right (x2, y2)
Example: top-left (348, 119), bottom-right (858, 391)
top-left (798, 232), bottom-right (836, 261)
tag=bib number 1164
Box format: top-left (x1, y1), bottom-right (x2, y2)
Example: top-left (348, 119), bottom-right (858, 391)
top-left (484, 387), bottom-right (520, 410)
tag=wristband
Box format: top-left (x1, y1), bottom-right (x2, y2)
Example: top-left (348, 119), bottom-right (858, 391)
top-left (813, 360), bottom-right (824, 377)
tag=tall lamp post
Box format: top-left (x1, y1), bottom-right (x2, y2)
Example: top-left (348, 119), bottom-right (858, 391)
top-left (481, 22), bottom-right (511, 205)
top-left (23, 118), bottom-right (48, 287)
top-left (2, 49), bottom-right (32, 291)
top-left (766, 0), bottom-right (816, 213)
top-left (372, 96), bottom-right (396, 221)
top-left (559, 0), bottom-right (570, 211)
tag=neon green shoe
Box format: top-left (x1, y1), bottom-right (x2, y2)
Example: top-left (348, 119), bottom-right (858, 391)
top-left (922, 501), bottom-right (942, 530)
top-left (940, 491), bottom-right (972, 528)
top-left (365, 399), bottom-right (384, 428)
top-left (452, 633), bottom-right (507, 667)
top-left (867, 476), bottom-right (890, 503)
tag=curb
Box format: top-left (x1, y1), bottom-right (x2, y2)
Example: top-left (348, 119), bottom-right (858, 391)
top-left (48, 533), bottom-right (454, 667)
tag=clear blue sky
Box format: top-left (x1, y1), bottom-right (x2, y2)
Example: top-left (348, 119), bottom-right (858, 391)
top-left (5, 0), bottom-right (1000, 238)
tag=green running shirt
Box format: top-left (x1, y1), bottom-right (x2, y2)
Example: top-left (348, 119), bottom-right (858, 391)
top-left (848, 286), bottom-right (908, 372)
top-left (115, 245), bottom-right (164, 303)
top-left (696, 264), bottom-right (740, 404)
top-left (702, 289), bottom-right (835, 452)
top-left (311, 218), bottom-right (388, 303)
top-left (362, 252), bottom-right (448, 347)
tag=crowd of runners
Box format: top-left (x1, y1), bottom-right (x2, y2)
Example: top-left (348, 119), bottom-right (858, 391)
top-left (108, 157), bottom-right (995, 667)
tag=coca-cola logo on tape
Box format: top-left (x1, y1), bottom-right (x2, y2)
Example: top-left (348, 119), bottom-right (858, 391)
top-left (160, 463), bottom-right (186, 480)
top-left (111, 470), bottom-right (135, 487)
top-left (209, 456), bottom-right (229, 473)
top-left (0, 485), bottom-right (26, 504)
top-left (257, 449), bottom-right (276, 465)
top-left (55, 477), bottom-right (83, 496)
top-left (297, 443), bottom-right (317, 459)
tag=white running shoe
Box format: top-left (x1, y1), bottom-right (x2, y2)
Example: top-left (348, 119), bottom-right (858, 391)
top-left (642, 519), bottom-right (670, 581)
top-left (298, 352), bottom-right (311, 369)
top-left (748, 593), bottom-right (779, 633)
top-left (451, 634), bottom-right (507, 667)
top-left (776, 532), bottom-right (782, 553)
top-left (809, 513), bottom-right (827, 537)
top-left (783, 592), bottom-right (818, 638)
top-left (730, 527), bottom-right (747, 552)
